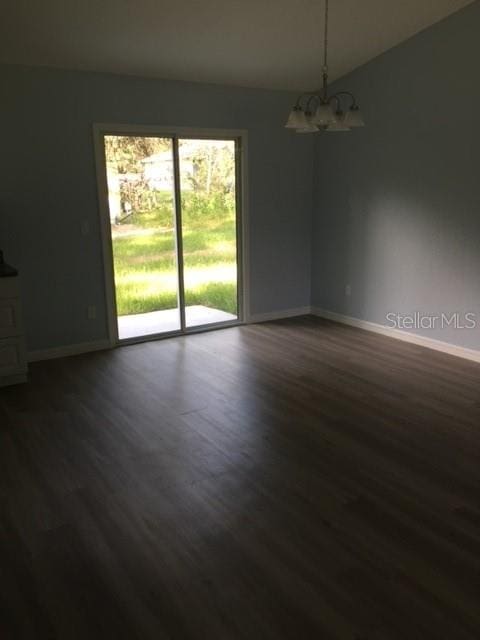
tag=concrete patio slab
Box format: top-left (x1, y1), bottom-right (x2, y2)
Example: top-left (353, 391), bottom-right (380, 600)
top-left (118, 305), bottom-right (236, 340)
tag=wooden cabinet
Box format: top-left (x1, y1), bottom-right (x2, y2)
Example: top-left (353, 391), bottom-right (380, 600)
top-left (0, 276), bottom-right (27, 387)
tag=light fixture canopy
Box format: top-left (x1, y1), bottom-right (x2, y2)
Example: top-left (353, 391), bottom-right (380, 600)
top-left (285, 0), bottom-right (365, 135)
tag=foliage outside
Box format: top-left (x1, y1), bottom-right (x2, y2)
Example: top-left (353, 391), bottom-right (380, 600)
top-left (105, 136), bottom-right (237, 317)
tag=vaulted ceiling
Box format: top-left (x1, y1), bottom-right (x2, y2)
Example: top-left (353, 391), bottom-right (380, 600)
top-left (0, 0), bottom-right (474, 91)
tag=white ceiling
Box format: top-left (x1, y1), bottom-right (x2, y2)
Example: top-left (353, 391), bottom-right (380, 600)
top-left (0, 0), bottom-right (474, 91)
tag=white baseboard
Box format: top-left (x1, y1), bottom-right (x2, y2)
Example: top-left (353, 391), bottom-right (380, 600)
top-left (248, 306), bottom-right (312, 324)
top-left (27, 309), bottom-right (480, 365)
top-left (27, 311), bottom-right (312, 361)
top-left (311, 307), bottom-right (480, 364)
top-left (28, 339), bottom-right (111, 363)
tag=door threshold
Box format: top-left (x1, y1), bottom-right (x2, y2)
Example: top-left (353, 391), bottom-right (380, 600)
top-left (116, 320), bottom-right (243, 347)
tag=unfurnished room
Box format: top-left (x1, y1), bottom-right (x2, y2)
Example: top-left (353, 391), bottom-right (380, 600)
top-left (1, 1), bottom-right (479, 638)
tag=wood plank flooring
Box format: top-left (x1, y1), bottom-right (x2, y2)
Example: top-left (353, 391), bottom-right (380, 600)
top-left (1, 316), bottom-right (480, 639)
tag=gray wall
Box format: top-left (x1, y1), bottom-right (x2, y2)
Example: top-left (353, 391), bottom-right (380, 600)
top-left (5, 1), bottom-right (479, 356)
top-left (311, 1), bottom-right (480, 351)
top-left (1, 65), bottom-right (313, 351)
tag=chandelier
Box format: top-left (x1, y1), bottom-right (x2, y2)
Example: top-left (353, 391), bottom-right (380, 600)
top-left (285, 0), bottom-right (365, 133)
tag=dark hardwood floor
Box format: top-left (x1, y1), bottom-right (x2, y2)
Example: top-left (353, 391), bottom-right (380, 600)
top-left (1, 316), bottom-right (480, 639)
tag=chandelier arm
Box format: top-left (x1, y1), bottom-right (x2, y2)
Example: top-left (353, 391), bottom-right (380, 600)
top-left (295, 92), bottom-right (320, 110)
top-left (327, 95), bottom-right (340, 111)
top-left (295, 93), bottom-right (316, 108)
top-left (306, 94), bottom-right (322, 112)
top-left (333, 91), bottom-right (358, 108)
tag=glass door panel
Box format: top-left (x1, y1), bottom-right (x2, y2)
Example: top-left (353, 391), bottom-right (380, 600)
top-left (104, 135), bottom-right (181, 339)
top-left (178, 139), bottom-right (238, 328)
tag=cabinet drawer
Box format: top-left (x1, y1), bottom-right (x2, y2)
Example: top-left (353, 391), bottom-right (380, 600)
top-left (0, 298), bottom-right (22, 338)
top-left (0, 337), bottom-right (27, 376)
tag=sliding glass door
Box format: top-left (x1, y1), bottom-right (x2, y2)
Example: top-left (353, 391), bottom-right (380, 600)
top-left (100, 131), bottom-right (241, 341)
top-left (178, 139), bottom-right (238, 328)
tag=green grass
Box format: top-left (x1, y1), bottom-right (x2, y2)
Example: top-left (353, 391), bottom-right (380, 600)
top-left (112, 200), bottom-right (237, 316)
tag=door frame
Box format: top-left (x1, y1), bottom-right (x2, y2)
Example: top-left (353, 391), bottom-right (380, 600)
top-left (93, 123), bottom-right (249, 346)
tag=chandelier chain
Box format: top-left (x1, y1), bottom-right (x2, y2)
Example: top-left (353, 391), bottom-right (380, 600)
top-left (323, 0), bottom-right (329, 71)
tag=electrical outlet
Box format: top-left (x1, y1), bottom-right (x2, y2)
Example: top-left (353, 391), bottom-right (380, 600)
top-left (345, 284), bottom-right (352, 297)
top-left (87, 305), bottom-right (97, 320)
